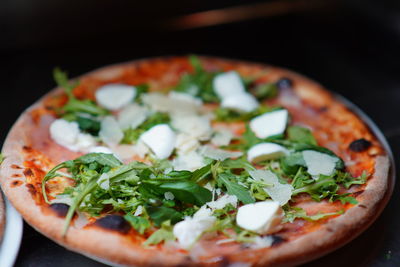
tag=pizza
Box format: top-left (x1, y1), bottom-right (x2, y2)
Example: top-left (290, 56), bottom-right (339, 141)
top-left (0, 191), bottom-right (4, 243)
top-left (0, 56), bottom-right (392, 266)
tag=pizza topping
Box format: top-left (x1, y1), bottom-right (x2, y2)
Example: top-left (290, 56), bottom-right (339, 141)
top-left (173, 209), bottom-right (216, 249)
top-left (95, 84), bottom-right (136, 111)
top-left (349, 138), bottom-right (372, 152)
top-left (172, 151), bottom-right (205, 171)
top-left (302, 150), bottom-right (338, 176)
top-left (200, 146), bottom-right (243, 161)
top-left (249, 170), bottom-right (293, 206)
top-left (211, 128), bottom-right (234, 146)
top-left (95, 214), bottom-right (131, 234)
top-left (117, 104), bottom-right (148, 130)
top-left (236, 201), bottom-right (283, 234)
top-left (49, 119), bottom-right (96, 152)
top-left (213, 71), bottom-right (246, 99)
top-left (140, 124), bottom-right (176, 159)
top-left (99, 116), bottom-right (124, 146)
top-left (250, 109), bottom-right (288, 139)
top-left (206, 194), bottom-right (238, 210)
top-left (247, 143), bottom-right (289, 163)
top-left (276, 77), bottom-right (293, 89)
top-left (221, 93), bottom-right (259, 113)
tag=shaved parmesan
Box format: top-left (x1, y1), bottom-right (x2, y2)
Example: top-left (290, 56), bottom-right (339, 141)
top-left (95, 84), bottom-right (136, 110)
top-left (97, 173), bottom-right (110, 190)
top-left (247, 143), bottom-right (289, 163)
top-left (200, 146), bottom-right (242, 161)
top-left (249, 236), bottom-right (274, 249)
top-left (118, 104), bottom-right (148, 130)
top-left (142, 92), bottom-right (200, 115)
top-left (134, 205), bottom-right (143, 216)
top-left (99, 116), bottom-right (124, 146)
top-left (172, 151), bottom-right (205, 171)
top-left (88, 146), bottom-right (114, 154)
top-left (250, 109), bottom-right (288, 139)
top-left (131, 141), bottom-right (150, 159)
top-left (221, 93), bottom-right (259, 113)
top-left (213, 71), bottom-right (245, 99)
top-left (236, 201), bottom-right (283, 234)
top-left (206, 194), bottom-right (238, 210)
top-left (249, 170), bottom-right (293, 206)
top-left (302, 150), bottom-right (338, 176)
top-left (164, 192), bottom-right (175, 200)
top-left (140, 124), bottom-right (176, 159)
top-left (175, 133), bottom-right (200, 154)
top-left (211, 128), bottom-right (233, 147)
top-left (171, 115), bottom-right (212, 141)
top-left (168, 91), bottom-right (202, 107)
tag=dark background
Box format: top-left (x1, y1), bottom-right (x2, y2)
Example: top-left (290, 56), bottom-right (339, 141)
top-left (1, 0), bottom-right (400, 266)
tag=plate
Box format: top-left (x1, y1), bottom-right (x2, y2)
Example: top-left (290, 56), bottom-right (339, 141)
top-left (0, 192), bottom-right (23, 267)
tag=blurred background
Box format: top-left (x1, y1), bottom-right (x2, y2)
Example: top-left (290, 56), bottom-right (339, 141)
top-left (1, 0), bottom-right (400, 266)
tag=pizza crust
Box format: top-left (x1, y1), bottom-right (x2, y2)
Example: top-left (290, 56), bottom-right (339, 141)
top-left (0, 192), bottom-right (5, 243)
top-left (0, 57), bottom-right (392, 266)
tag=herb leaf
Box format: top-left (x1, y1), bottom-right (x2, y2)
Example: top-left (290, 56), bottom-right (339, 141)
top-left (157, 181), bottom-right (212, 206)
top-left (144, 221), bottom-right (175, 246)
top-left (287, 126), bottom-right (317, 145)
top-left (146, 206), bottom-right (183, 226)
top-left (218, 173), bottom-right (254, 204)
top-left (124, 214), bottom-right (151, 234)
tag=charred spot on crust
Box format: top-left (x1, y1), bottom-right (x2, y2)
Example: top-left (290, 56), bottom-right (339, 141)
top-left (22, 146), bottom-right (33, 152)
top-left (319, 106), bottom-right (329, 112)
top-left (50, 203), bottom-right (70, 217)
top-left (271, 235), bottom-right (286, 246)
top-left (359, 204), bottom-right (367, 209)
top-left (23, 168), bottom-right (34, 177)
top-left (12, 174), bottom-right (22, 178)
top-left (11, 164), bottom-right (23, 169)
top-left (349, 139), bottom-right (372, 152)
top-left (352, 190), bottom-right (365, 197)
top-left (11, 180), bottom-right (23, 187)
top-left (276, 78), bottom-right (293, 89)
top-left (26, 183), bottom-right (37, 195)
top-left (94, 215), bottom-right (131, 234)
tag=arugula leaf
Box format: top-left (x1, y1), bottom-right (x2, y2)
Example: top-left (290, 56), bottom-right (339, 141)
top-left (214, 106), bottom-right (273, 122)
top-left (291, 175), bottom-right (338, 201)
top-left (173, 55), bottom-right (219, 103)
top-left (53, 68), bottom-right (109, 116)
top-left (191, 164), bottom-right (212, 183)
top-left (146, 206), bottom-right (183, 226)
top-left (283, 206), bottom-right (344, 223)
top-left (0, 154), bottom-right (5, 165)
top-left (76, 116), bottom-right (101, 135)
top-left (156, 181), bottom-right (212, 206)
top-left (287, 126), bottom-right (317, 145)
top-left (124, 214), bottom-right (151, 234)
top-left (77, 153), bottom-right (122, 168)
top-left (252, 83), bottom-right (278, 100)
top-left (218, 173), bottom-right (254, 204)
top-left (335, 171), bottom-right (368, 189)
top-left (280, 152), bottom-right (306, 175)
top-left (144, 221), bottom-right (175, 246)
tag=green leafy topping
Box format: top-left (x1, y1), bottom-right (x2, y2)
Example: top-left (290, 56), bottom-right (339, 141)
top-left (287, 126), bottom-right (317, 145)
top-left (121, 112), bottom-right (170, 144)
top-left (173, 55), bottom-right (219, 102)
top-left (214, 106), bottom-right (274, 122)
top-left (124, 214), bottom-right (151, 234)
top-left (53, 68), bottom-right (109, 117)
top-left (252, 83), bottom-right (278, 100)
top-left (143, 221), bottom-right (175, 246)
top-left (283, 206), bottom-right (344, 223)
top-left (218, 173), bottom-right (254, 204)
top-left (147, 206), bottom-right (183, 226)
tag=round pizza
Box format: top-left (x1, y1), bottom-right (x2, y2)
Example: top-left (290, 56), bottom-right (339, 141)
top-left (0, 56), bottom-right (393, 266)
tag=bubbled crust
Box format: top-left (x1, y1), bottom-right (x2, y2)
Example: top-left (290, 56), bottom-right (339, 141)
top-left (0, 56), bottom-right (392, 266)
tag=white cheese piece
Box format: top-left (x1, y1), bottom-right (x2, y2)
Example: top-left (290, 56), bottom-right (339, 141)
top-left (172, 151), bottom-right (205, 171)
top-left (134, 205), bottom-right (143, 216)
top-left (171, 115), bottom-right (212, 141)
top-left (140, 124), bottom-right (176, 159)
top-left (50, 119), bottom-right (96, 152)
top-left (250, 109), bottom-right (289, 139)
top-left (194, 206), bottom-right (213, 218)
top-left (168, 91), bottom-right (203, 107)
top-left (249, 170), bottom-right (293, 206)
top-left (142, 92), bottom-right (200, 115)
top-left (95, 84), bottom-right (136, 110)
top-left (175, 133), bottom-right (200, 154)
top-left (236, 201), bottom-right (283, 234)
top-left (211, 128), bottom-right (233, 147)
top-left (173, 214), bottom-right (216, 250)
top-left (206, 194), bottom-right (238, 210)
top-left (131, 141), bottom-right (150, 159)
top-left (99, 116), bottom-right (124, 146)
top-left (221, 93), bottom-right (259, 113)
top-left (213, 71), bottom-right (245, 99)
top-left (302, 150), bottom-right (338, 176)
top-left (117, 104), bottom-right (148, 130)
top-left (247, 143), bottom-right (289, 163)
top-left (50, 194), bottom-right (73, 206)
top-left (74, 212), bottom-right (89, 229)
top-left (200, 146), bottom-right (242, 161)
top-left (164, 192), bottom-right (175, 200)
